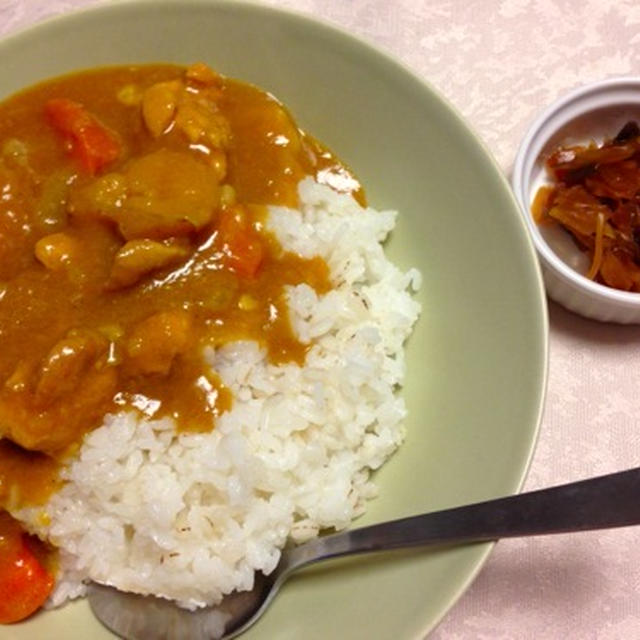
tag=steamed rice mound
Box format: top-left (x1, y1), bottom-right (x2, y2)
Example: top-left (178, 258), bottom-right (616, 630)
top-left (25, 178), bottom-right (421, 609)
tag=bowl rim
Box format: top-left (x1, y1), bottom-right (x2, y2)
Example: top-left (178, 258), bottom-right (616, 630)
top-left (512, 76), bottom-right (640, 308)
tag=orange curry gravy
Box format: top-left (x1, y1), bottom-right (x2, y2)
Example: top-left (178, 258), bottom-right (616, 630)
top-left (0, 63), bottom-right (363, 512)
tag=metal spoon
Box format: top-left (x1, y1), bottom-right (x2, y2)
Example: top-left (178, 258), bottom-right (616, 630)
top-left (88, 466), bottom-right (640, 640)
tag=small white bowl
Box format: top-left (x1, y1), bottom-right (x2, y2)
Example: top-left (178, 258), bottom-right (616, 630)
top-left (512, 77), bottom-right (640, 323)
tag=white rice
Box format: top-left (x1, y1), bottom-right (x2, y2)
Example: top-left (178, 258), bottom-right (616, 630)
top-left (20, 178), bottom-right (421, 609)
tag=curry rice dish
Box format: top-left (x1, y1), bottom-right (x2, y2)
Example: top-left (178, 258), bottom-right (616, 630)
top-left (0, 63), bottom-right (421, 623)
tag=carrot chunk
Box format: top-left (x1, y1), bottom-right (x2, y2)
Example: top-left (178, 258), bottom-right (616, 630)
top-left (0, 524), bottom-right (53, 624)
top-left (45, 98), bottom-right (121, 174)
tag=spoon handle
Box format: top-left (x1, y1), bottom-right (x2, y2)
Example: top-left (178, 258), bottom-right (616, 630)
top-left (288, 467), bottom-right (640, 568)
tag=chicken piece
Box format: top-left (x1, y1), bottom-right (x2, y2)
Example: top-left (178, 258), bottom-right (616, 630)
top-left (108, 238), bottom-right (190, 289)
top-left (34, 232), bottom-right (80, 271)
top-left (34, 328), bottom-right (111, 407)
top-left (140, 66), bottom-right (230, 149)
top-left (125, 310), bottom-right (193, 376)
top-left (174, 97), bottom-right (231, 149)
top-left (141, 80), bottom-right (181, 138)
top-left (0, 328), bottom-right (117, 453)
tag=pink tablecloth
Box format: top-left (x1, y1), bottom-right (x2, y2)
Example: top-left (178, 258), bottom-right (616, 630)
top-left (2, 1), bottom-right (640, 638)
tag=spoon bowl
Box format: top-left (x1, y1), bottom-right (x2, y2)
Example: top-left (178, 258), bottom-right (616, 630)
top-left (89, 466), bottom-right (640, 640)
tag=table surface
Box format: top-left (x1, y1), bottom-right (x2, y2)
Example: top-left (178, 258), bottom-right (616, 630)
top-left (2, 0), bottom-right (640, 638)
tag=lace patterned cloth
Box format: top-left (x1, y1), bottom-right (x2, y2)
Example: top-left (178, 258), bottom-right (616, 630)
top-left (2, 1), bottom-right (640, 638)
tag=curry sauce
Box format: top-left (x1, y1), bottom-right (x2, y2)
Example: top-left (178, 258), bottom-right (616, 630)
top-left (0, 63), bottom-right (362, 510)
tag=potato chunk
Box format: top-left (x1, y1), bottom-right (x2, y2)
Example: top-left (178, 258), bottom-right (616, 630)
top-left (0, 328), bottom-right (117, 453)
